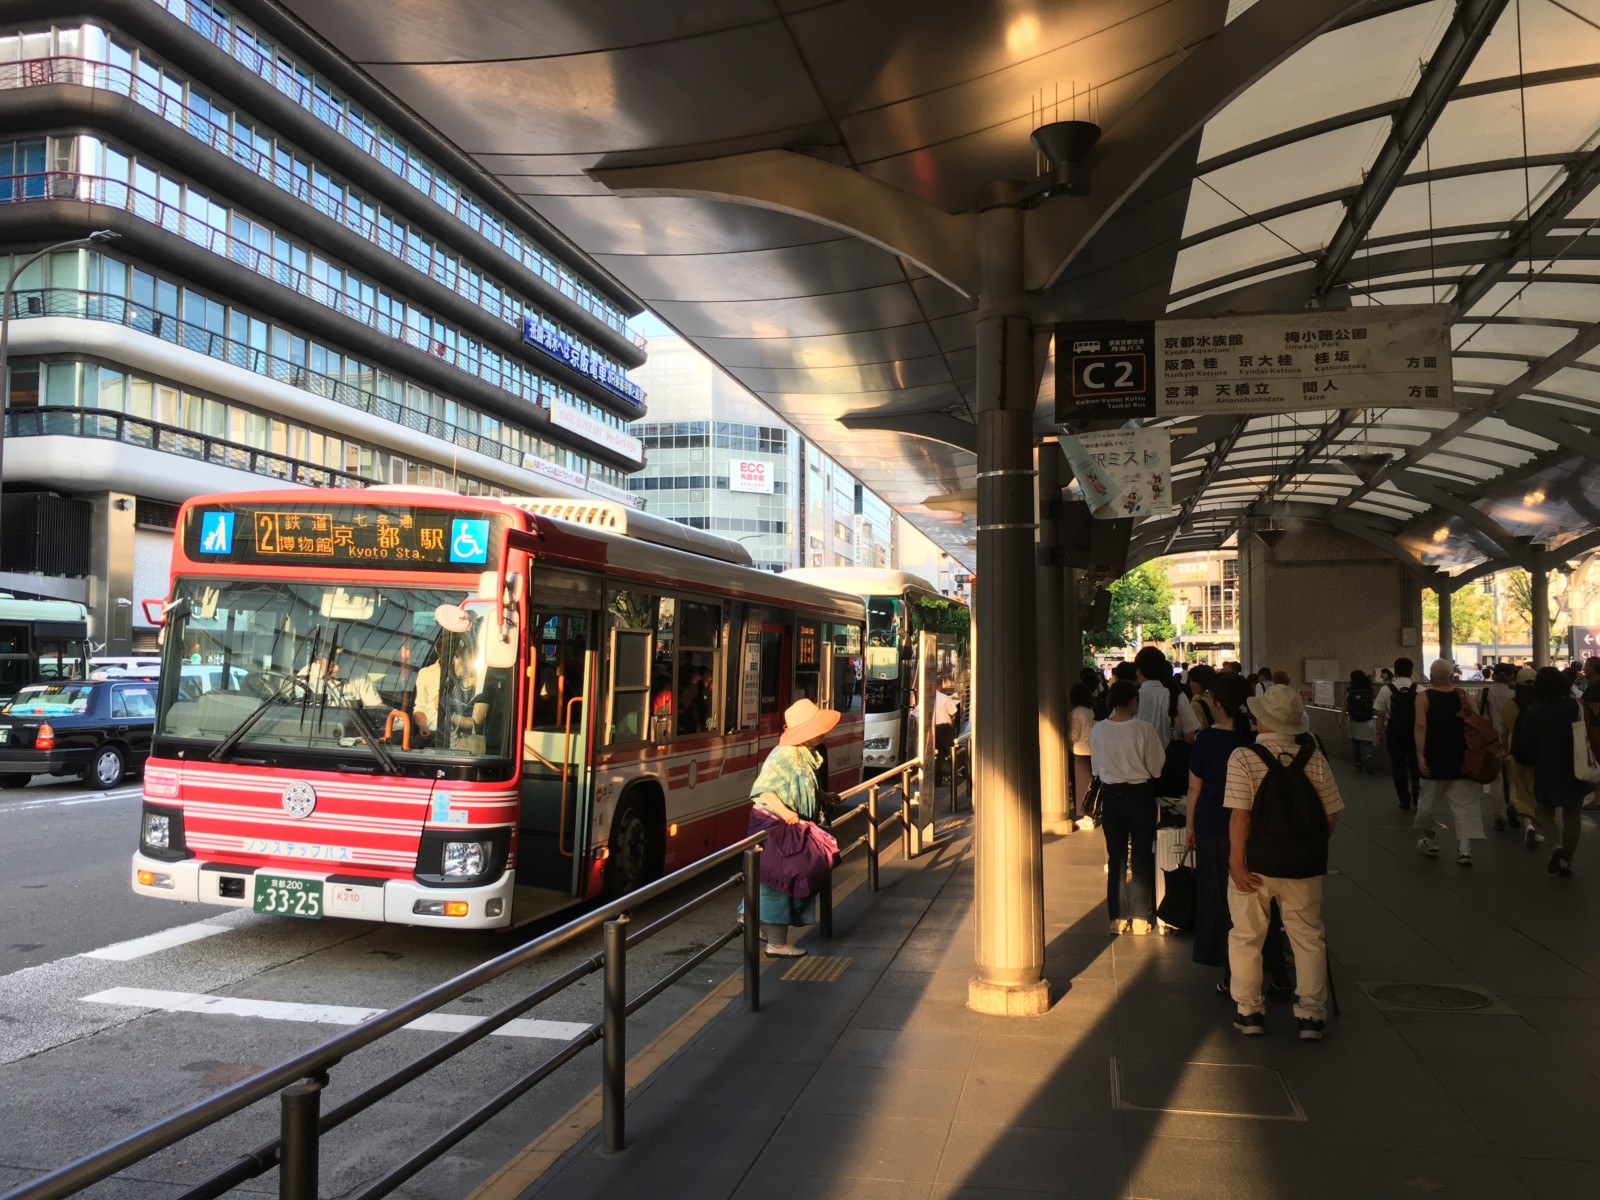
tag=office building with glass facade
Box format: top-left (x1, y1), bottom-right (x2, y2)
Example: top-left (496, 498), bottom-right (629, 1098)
top-left (629, 335), bottom-right (912, 575)
top-left (0, 0), bottom-right (647, 651)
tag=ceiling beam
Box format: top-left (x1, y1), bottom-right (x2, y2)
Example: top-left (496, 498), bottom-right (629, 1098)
top-left (1334, 318), bottom-right (1600, 514)
top-left (838, 411), bottom-right (977, 454)
top-left (1395, 469), bottom-right (1533, 566)
top-left (1313, 0), bottom-right (1509, 299)
top-left (1454, 140), bottom-right (1600, 316)
top-left (1328, 511), bottom-right (1444, 583)
top-left (590, 149), bottom-right (980, 296)
top-left (1027, 0), bottom-right (1370, 291)
top-left (1161, 419), bottom-right (1246, 553)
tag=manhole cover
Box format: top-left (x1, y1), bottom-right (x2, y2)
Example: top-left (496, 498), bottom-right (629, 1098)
top-left (1368, 983), bottom-right (1493, 1011)
top-left (781, 955), bottom-right (852, 982)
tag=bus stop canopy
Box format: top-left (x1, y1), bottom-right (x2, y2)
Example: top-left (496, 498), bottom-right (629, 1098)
top-left (272, 0), bottom-right (1600, 580)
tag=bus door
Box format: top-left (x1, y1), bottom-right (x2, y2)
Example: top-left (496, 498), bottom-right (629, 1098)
top-left (756, 622), bottom-right (790, 752)
top-left (517, 611), bottom-right (596, 897)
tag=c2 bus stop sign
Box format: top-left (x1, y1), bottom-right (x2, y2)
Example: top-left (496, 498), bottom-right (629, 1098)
top-left (1059, 322), bottom-right (1157, 419)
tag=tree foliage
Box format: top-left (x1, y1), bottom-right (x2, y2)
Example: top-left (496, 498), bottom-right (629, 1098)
top-left (1084, 561), bottom-right (1176, 654)
top-left (1422, 586), bottom-right (1495, 645)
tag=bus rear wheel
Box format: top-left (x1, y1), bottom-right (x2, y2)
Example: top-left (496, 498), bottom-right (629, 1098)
top-left (605, 797), bottom-right (659, 898)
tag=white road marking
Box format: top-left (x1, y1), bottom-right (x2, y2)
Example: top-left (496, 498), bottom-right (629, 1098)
top-left (82, 987), bottom-right (592, 1042)
top-left (79, 922), bottom-right (231, 961)
top-left (1, 786), bottom-right (141, 812)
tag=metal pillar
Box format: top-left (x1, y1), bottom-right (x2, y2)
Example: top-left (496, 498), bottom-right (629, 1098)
top-left (1531, 550), bottom-right (1550, 667)
top-left (1037, 445), bottom-right (1071, 835)
top-left (1437, 588), bottom-right (1453, 663)
top-left (968, 181), bottom-right (1048, 1017)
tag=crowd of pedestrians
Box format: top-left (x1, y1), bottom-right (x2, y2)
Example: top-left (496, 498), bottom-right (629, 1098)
top-left (1071, 645), bottom-right (1598, 1041)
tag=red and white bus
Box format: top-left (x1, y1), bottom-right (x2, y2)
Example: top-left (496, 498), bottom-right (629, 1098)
top-left (132, 489), bottom-right (865, 929)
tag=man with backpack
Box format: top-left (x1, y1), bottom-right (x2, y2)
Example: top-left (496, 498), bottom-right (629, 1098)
top-left (1225, 684), bottom-right (1343, 1041)
top-left (1375, 656), bottom-right (1421, 809)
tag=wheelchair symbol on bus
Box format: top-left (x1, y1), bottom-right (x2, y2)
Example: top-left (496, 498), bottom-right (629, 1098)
top-left (449, 519), bottom-right (490, 564)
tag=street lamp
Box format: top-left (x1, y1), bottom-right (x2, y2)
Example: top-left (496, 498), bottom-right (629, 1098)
top-left (0, 229), bottom-right (120, 539)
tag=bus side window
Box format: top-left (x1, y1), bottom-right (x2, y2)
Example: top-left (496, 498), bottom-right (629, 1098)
top-left (676, 602), bottom-right (719, 736)
top-left (832, 622), bottom-right (862, 713)
top-left (608, 589), bottom-right (662, 745)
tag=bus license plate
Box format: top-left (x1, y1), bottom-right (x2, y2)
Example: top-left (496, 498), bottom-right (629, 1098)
top-left (253, 874), bottom-right (323, 919)
top-left (0, 728), bottom-right (8, 744)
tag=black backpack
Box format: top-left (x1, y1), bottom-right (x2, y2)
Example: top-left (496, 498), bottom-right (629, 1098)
top-left (1347, 687), bottom-right (1374, 723)
top-left (1155, 686), bottom-right (1192, 796)
top-left (1385, 682), bottom-right (1418, 745)
top-left (1243, 742), bottom-right (1330, 879)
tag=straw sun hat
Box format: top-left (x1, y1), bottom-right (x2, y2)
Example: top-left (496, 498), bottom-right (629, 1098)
top-left (1247, 683), bottom-right (1310, 737)
top-left (779, 698), bottom-right (841, 746)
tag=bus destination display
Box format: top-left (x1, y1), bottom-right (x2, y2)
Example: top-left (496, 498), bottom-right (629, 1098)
top-left (186, 504), bottom-right (506, 572)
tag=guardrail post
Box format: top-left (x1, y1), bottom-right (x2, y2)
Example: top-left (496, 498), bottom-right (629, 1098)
top-left (602, 916), bottom-right (628, 1152)
top-left (742, 846), bottom-right (762, 1013)
top-left (278, 1076), bottom-right (323, 1200)
top-left (866, 784), bottom-right (880, 892)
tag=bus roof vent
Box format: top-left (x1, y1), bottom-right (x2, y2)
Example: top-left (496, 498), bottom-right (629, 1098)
top-left (502, 497), bottom-right (753, 568)
top-left (506, 499), bottom-right (629, 534)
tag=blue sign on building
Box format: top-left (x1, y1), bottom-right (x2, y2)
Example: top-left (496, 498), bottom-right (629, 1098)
top-left (198, 511), bottom-right (235, 555)
top-left (521, 316), bottom-right (645, 407)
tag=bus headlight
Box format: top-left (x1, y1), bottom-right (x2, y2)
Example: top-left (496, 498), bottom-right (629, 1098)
top-left (441, 840), bottom-right (488, 877)
top-left (142, 812), bottom-right (171, 849)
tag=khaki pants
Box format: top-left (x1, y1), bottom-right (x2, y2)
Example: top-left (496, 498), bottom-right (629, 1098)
top-left (1228, 875), bottom-right (1328, 1021)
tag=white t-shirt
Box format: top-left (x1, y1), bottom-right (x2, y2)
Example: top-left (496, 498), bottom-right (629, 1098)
top-left (933, 690), bottom-right (959, 727)
top-left (1090, 716), bottom-right (1165, 785)
top-left (1137, 679), bottom-right (1199, 745)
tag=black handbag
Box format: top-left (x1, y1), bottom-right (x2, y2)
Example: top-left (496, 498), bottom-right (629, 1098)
top-left (1157, 849), bottom-right (1198, 932)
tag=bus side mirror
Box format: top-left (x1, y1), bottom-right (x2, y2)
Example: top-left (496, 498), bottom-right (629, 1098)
top-left (142, 599), bottom-right (167, 625)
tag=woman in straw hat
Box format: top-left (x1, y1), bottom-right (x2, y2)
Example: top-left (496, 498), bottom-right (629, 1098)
top-left (746, 698), bottom-right (842, 958)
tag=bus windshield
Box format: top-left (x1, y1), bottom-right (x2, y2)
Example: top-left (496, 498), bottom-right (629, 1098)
top-left (156, 578), bottom-right (515, 771)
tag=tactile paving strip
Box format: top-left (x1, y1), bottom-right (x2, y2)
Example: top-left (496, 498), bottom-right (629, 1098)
top-left (780, 955), bottom-right (853, 983)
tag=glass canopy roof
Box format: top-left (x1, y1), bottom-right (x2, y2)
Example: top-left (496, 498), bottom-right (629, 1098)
top-left (278, 0), bottom-right (1600, 578)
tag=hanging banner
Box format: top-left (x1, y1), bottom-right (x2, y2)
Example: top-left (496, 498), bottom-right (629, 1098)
top-left (1056, 304), bottom-right (1453, 420)
top-left (1060, 428), bottom-right (1173, 520)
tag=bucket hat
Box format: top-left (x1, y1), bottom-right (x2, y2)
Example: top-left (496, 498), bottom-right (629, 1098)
top-left (1247, 683), bottom-right (1309, 736)
top-left (780, 698), bottom-right (841, 746)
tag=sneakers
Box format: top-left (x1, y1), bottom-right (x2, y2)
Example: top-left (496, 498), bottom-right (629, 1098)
top-left (1556, 854), bottom-right (1574, 878)
top-left (1128, 918), bottom-right (1155, 936)
top-left (1417, 835), bottom-right (1440, 858)
top-left (1297, 1017), bottom-right (1326, 1041)
top-left (1493, 816), bottom-right (1507, 832)
top-left (1456, 850), bottom-right (1473, 867)
top-left (1109, 918), bottom-right (1128, 936)
top-left (1233, 1011), bottom-right (1266, 1036)
top-left (1549, 849), bottom-right (1564, 875)
top-left (1525, 824), bottom-right (1540, 849)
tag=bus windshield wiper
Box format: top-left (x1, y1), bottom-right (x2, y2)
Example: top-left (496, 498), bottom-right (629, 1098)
top-left (209, 678), bottom-right (299, 762)
top-left (340, 700), bottom-right (399, 776)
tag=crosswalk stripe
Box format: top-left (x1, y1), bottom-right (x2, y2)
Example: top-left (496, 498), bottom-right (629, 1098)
top-left (80, 922), bottom-right (231, 960)
top-left (82, 987), bottom-right (592, 1042)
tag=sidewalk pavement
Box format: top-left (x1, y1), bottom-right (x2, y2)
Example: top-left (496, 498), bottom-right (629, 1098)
top-left (520, 759), bottom-right (1600, 1200)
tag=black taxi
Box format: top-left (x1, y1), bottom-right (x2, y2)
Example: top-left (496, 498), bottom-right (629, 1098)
top-left (0, 677), bottom-right (157, 789)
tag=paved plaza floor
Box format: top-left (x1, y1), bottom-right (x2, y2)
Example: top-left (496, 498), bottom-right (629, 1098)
top-left (520, 759), bottom-right (1600, 1199)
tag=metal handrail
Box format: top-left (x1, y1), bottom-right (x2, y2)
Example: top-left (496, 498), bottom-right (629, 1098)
top-left (0, 833), bottom-right (770, 1200)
